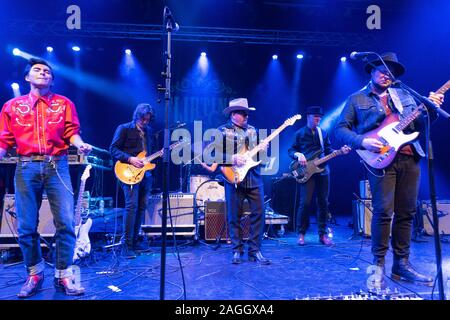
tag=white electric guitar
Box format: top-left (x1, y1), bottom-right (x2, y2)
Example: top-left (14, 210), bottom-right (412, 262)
top-left (73, 165), bottom-right (92, 261)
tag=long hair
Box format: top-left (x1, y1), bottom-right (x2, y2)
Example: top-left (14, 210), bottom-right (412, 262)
top-left (132, 103), bottom-right (155, 123)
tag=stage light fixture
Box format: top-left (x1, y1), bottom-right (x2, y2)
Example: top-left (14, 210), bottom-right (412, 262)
top-left (125, 49), bottom-right (132, 55)
top-left (11, 83), bottom-right (20, 90)
top-left (12, 48), bottom-right (21, 56)
top-left (72, 46), bottom-right (81, 52)
top-left (46, 47), bottom-right (54, 53)
top-left (200, 52), bottom-right (207, 57)
top-left (296, 54), bottom-right (304, 59)
top-left (272, 54), bottom-right (278, 60)
top-left (340, 56), bottom-right (347, 62)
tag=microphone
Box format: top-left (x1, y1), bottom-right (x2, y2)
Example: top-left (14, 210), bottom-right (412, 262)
top-left (163, 6), bottom-right (180, 31)
top-left (350, 51), bottom-right (374, 60)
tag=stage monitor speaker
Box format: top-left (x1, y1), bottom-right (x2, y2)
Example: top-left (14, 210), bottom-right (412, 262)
top-left (271, 176), bottom-right (299, 231)
top-left (143, 193), bottom-right (195, 236)
top-left (204, 200), bottom-right (250, 241)
top-left (1, 194), bottom-right (55, 248)
top-left (421, 200), bottom-right (450, 235)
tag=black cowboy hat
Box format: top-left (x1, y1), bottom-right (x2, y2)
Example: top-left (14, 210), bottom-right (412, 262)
top-left (364, 52), bottom-right (406, 77)
top-left (306, 106), bottom-right (324, 116)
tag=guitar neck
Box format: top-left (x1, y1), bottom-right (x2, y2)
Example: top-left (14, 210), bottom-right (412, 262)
top-left (74, 183), bottom-right (86, 226)
top-left (144, 142), bottom-right (182, 162)
top-left (247, 123), bottom-right (289, 158)
top-left (314, 150), bottom-right (342, 166)
top-left (396, 80), bottom-right (450, 132)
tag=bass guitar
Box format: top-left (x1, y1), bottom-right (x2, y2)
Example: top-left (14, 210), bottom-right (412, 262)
top-left (289, 148), bottom-right (346, 184)
top-left (73, 164), bottom-right (92, 261)
top-left (114, 139), bottom-right (188, 185)
top-left (357, 80), bottom-right (450, 169)
top-left (221, 114), bottom-right (301, 184)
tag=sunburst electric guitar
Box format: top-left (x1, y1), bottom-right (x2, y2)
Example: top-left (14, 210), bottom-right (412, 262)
top-left (114, 139), bottom-right (188, 185)
top-left (357, 80), bottom-right (450, 169)
top-left (221, 114), bottom-right (302, 185)
top-left (73, 164), bottom-right (92, 262)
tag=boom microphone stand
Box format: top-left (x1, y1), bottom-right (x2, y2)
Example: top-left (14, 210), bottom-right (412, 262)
top-left (360, 52), bottom-right (450, 300)
top-left (157, 6), bottom-right (179, 300)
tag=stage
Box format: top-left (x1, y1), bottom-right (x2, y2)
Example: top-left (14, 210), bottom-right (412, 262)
top-left (0, 217), bottom-right (448, 301)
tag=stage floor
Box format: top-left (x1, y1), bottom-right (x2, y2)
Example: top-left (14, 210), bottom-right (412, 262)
top-left (0, 217), bottom-right (449, 301)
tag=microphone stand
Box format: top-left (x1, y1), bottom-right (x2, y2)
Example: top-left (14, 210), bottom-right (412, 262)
top-left (157, 6), bottom-right (178, 300)
top-left (362, 53), bottom-right (448, 300)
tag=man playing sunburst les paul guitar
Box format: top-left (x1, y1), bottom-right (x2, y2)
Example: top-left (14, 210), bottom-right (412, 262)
top-left (110, 103), bottom-right (155, 259)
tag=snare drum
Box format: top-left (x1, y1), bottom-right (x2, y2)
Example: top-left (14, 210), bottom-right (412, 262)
top-left (189, 175), bottom-right (210, 193)
top-left (195, 180), bottom-right (225, 211)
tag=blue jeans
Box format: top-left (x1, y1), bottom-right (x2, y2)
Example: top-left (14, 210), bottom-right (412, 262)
top-left (14, 159), bottom-right (75, 277)
top-left (120, 172), bottom-right (152, 248)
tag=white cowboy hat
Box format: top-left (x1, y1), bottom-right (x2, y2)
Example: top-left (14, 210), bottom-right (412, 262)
top-left (223, 98), bottom-right (256, 116)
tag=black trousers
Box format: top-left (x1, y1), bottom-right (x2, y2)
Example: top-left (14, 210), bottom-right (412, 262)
top-left (296, 173), bottom-right (330, 236)
top-left (120, 172), bottom-right (152, 248)
top-left (367, 154), bottom-right (420, 262)
top-left (224, 183), bottom-right (265, 254)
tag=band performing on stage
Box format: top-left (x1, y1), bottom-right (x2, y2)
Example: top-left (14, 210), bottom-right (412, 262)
top-left (0, 51), bottom-right (446, 300)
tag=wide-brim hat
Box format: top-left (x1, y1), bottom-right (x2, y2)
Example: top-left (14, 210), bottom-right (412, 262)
top-left (223, 98), bottom-right (256, 116)
top-left (306, 106), bottom-right (324, 116)
top-left (364, 52), bottom-right (406, 77)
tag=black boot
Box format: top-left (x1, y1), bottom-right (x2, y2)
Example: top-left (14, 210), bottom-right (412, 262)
top-left (231, 252), bottom-right (242, 264)
top-left (391, 258), bottom-right (433, 286)
top-left (248, 251), bottom-right (271, 265)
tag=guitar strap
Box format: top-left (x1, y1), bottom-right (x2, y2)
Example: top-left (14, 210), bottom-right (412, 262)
top-left (316, 127), bottom-right (324, 152)
top-left (387, 87), bottom-right (404, 115)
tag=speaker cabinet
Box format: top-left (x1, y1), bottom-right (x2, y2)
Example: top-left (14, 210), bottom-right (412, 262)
top-left (143, 193), bottom-right (195, 236)
top-left (1, 194), bottom-right (55, 248)
top-left (271, 176), bottom-right (299, 231)
top-left (204, 200), bottom-right (250, 241)
top-left (421, 200), bottom-right (450, 235)
top-left (352, 199), bottom-right (373, 237)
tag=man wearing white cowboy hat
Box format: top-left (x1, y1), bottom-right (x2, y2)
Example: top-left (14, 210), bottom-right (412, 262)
top-left (212, 97), bottom-right (270, 265)
top-left (336, 52), bottom-right (444, 290)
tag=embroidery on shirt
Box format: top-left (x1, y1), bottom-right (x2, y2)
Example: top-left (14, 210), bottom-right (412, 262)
top-left (48, 116), bottom-right (63, 124)
top-left (15, 117), bottom-right (32, 127)
top-left (15, 105), bottom-right (31, 114)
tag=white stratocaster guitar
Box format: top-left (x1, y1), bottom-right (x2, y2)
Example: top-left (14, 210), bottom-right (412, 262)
top-left (357, 80), bottom-right (450, 169)
top-left (221, 114), bottom-right (302, 184)
top-left (73, 165), bottom-right (92, 261)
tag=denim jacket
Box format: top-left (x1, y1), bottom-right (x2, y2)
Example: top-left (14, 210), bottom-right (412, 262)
top-left (335, 83), bottom-right (437, 158)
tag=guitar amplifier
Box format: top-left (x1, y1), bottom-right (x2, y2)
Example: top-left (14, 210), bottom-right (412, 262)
top-left (421, 200), bottom-right (450, 235)
top-left (143, 193), bottom-right (195, 236)
top-left (204, 200), bottom-right (250, 241)
top-left (1, 194), bottom-right (55, 248)
top-left (352, 199), bottom-right (373, 237)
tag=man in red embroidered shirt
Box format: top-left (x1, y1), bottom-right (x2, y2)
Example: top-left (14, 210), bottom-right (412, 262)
top-left (0, 58), bottom-right (92, 298)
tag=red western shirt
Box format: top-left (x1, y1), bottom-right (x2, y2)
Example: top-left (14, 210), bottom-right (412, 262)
top-left (0, 92), bottom-right (81, 156)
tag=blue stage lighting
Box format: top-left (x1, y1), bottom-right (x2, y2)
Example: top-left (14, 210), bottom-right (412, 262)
top-left (46, 46), bottom-right (53, 53)
top-left (296, 54), bottom-right (304, 59)
top-left (272, 54), bottom-right (278, 60)
top-left (125, 49), bottom-right (132, 55)
top-left (340, 56), bottom-right (347, 62)
top-left (11, 83), bottom-right (20, 90)
top-left (12, 48), bottom-right (21, 56)
top-left (72, 46), bottom-right (81, 52)
top-left (200, 52), bottom-right (207, 57)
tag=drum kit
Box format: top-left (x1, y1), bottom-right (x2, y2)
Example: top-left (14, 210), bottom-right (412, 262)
top-left (188, 175), bottom-right (225, 212)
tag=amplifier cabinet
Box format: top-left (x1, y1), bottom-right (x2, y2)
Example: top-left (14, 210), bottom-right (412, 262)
top-left (143, 193), bottom-right (195, 236)
top-left (1, 194), bottom-right (55, 248)
top-left (204, 201), bottom-right (250, 241)
top-left (421, 200), bottom-right (450, 235)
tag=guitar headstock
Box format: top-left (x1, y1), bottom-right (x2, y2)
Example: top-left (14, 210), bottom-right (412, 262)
top-left (81, 164), bottom-right (92, 182)
top-left (284, 114), bottom-right (302, 126)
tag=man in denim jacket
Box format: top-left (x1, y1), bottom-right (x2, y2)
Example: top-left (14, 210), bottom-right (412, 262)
top-left (335, 52), bottom-right (444, 289)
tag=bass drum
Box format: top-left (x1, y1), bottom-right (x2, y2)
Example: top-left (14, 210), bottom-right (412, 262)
top-left (194, 180), bottom-right (225, 212)
top-left (189, 175), bottom-right (210, 193)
